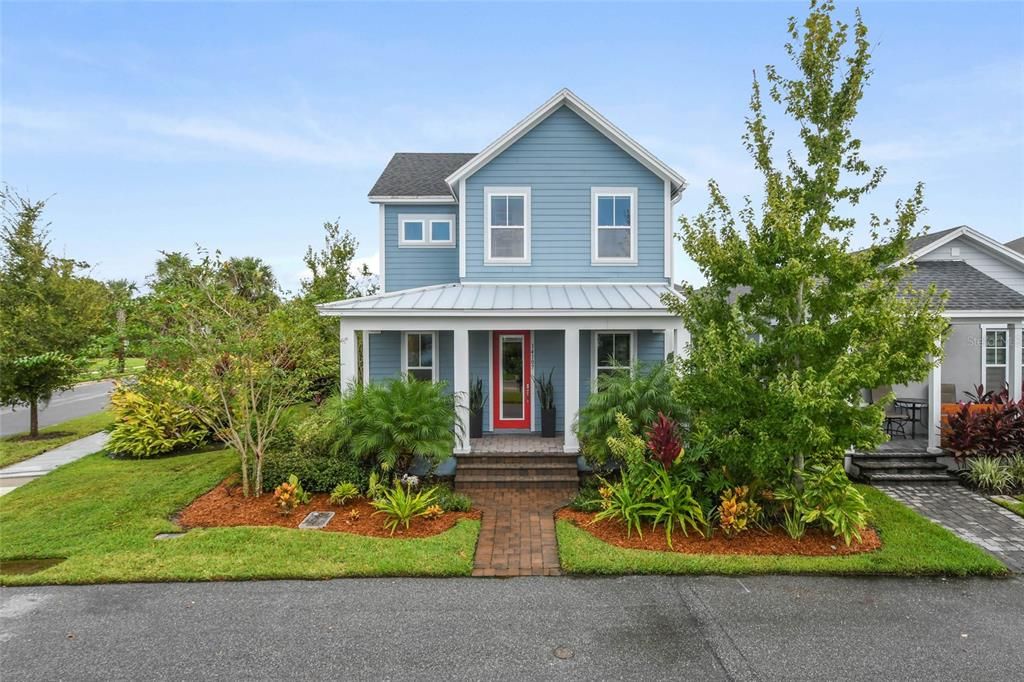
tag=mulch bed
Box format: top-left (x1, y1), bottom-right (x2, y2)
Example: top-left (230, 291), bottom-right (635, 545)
top-left (556, 508), bottom-right (881, 556)
top-left (179, 482), bottom-right (480, 539)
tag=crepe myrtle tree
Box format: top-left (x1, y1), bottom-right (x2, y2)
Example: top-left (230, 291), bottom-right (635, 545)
top-left (666, 1), bottom-right (947, 488)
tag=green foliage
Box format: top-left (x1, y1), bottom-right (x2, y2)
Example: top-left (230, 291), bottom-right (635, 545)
top-left (644, 464), bottom-right (705, 548)
top-left (366, 470), bottom-right (386, 500)
top-left (966, 457), bottom-right (1013, 493)
top-left (794, 463), bottom-right (870, 545)
top-left (469, 377), bottom-right (487, 415)
top-left (337, 378), bottom-right (458, 475)
top-left (262, 445), bottom-right (367, 495)
top-left (577, 363), bottom-right (683, 469)
top-left (107, 375), bottom-right (208, 458)
top-left (0, 352), bottom-right (81, 415)
top-left (667, 1), bottom-right (947, 488)
top-left (569, 482), bottom-right (604, 512)
top-left (329, 482), bottom-right (360, 506)
top-left (433, 484), bottom-right (473, 512)
top-left (370, 481), bottom-right (440, 535)
top-left (592, 474), bottom-right (654, 539)
top-left (300, 219), bottom-right (377, 304)
top-left (1007, 455), bottom-right (1024, 488)
top-left (535, 368), bottom-right (556, 411)
top-left (605, 413), bottom-right (650, 483)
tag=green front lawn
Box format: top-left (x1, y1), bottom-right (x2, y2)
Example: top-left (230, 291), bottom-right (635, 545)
top-left (0, 411), bottom-right (114, 468)
top-left (557, 486), bottom-right (1007, 577)
top-left (75, 356), bottom-right (146, 383)
top-left (993, 494), bottom-right (1024, 518)
top-left (0, 448), bottom-right (479, 585)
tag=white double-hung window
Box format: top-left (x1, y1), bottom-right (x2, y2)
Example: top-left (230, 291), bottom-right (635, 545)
top-left (982, 326), bottom-right (1008, 391)
top-left (592, 187), bottom-right (638, 264)
top-left (592, 331), bottom-right (636, 384)
top-left (399, 214), bottom-right (455, 247)
top-left (403, 332), bottom-right (437, 382)
top-left (485, 187), bottom-right (530, 264)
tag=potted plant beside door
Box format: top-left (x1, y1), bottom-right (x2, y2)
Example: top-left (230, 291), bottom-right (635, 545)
top-left (536, 369), bottom-right (556, 438)
top-left (469, 378), bottom-right (486, 439)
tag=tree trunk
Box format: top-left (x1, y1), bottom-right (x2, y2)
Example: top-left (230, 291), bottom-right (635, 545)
top-left (792, 452), bottom-right (805, 492)
top-left (30, 400), bottom-right (39, 438)
top-left (116, 307), bottom-right (127, 374)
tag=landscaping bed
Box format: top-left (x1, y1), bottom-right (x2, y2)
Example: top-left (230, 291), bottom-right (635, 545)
top-left (557, 485), bottom-right (1008, 577)
top-left (556, 507), bottom-right (881, 557)
top-left (180, 480), bottom-right (480, 538)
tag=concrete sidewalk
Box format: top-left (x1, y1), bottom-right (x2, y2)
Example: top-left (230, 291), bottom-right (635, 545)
top-left (0, 432), bottom-right (110, 495)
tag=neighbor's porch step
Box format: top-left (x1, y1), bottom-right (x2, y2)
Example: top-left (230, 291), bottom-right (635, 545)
top-left (851, 451), bottom-right (943, 459)
top-left (860, 471), bottom-right (958, 485)
top-left (855, 460), bottom-right (949, 472)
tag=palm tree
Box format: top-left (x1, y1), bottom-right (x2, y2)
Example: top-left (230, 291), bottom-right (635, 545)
top-left (219, 256), bottom-right (279, 306)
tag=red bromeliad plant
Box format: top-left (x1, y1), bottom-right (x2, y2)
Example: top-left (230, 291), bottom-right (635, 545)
top-left (646, 412), bottom-right (682, 469)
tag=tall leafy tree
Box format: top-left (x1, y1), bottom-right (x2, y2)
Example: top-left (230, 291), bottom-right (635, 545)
top-left (668, 1), bottom-right (947, 487)
top-left (300, 219), bottom-right (377, 304)
top-left (0, 188), bottom-right (107, 435)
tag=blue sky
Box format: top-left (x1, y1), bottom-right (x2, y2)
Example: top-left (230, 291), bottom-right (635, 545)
top-left (3, 1), bottom-right (1022, 293)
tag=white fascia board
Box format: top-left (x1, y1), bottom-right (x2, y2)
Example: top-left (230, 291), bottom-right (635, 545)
top-left (945, 310), bottom-right (1024, 319)
top-left (444, 88), bottom-right (686, 195)
top-left (317, 308), bottom-right (675, 319)
top-left (368, 195), bottom-right (457, 204)
top-left (903, 225), bottom-right (1024, 270)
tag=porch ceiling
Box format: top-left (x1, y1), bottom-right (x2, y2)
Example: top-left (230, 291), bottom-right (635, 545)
top-left (316, 282), bottom-right (681, 317)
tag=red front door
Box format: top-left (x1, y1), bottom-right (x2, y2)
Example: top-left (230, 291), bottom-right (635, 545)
top-left (492, 331), bottom-right (531, 430)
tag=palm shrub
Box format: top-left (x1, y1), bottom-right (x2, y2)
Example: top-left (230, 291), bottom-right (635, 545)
top-left (576, 362), bottom-right (684, 469)
top-left (340, 378), bottom-right (459, 475)
top-left (107, 374), bottom-right (207, 457)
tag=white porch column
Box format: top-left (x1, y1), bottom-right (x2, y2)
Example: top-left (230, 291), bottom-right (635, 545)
top-left (1010, 321), bottom-right (1023, 402)
top-left (563, 327), bottom-right (581, 454)
top-left (677, 325), bottom-right (689, 359)
top-left (927, 354), bottom-right (942, 454)
top-left (339, 321), bottom-right (357, 390)
top-left (453, 327), bottom-right (471, 455)
top-left (361, 331), bottom-right (371, 386)
top-left (663, 327), bottom-right (674, 360)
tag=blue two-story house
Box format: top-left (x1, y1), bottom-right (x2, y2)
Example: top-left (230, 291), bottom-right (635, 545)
top-left (318, 89), bottom-right (687, 457)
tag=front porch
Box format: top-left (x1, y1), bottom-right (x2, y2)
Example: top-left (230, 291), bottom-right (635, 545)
top-left (469, 433), bottom-right (565, 454)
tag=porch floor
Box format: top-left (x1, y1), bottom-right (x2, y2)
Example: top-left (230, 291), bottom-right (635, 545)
top-left (470, 433), bottom-right (566, 454)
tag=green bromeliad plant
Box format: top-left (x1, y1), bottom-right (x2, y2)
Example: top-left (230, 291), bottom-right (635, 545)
top-left (371, 479), bottom-right (440, 535)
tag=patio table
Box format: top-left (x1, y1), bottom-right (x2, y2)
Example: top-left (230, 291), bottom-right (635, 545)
top-left (893, 398), bottom-right (927, 439)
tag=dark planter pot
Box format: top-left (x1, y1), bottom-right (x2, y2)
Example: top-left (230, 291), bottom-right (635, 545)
top-left (469, 411), bottom-right (483, 439)
top-left (541, 408), bottom-right (556, 438)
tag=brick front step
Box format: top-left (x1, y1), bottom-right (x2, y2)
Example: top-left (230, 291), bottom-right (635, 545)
top-left (859, 472), bottom-right (958, 485)
top-left (458, 478), bottom-right (579, 491)
top-left (458, 454), bottom-right (577, 466)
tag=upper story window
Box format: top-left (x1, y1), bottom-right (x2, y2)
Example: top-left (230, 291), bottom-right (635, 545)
top-left (485, 187), bottom-right (531, 264)
top-left (403, 331), bottom-right (437, 382)
top-left (591, 187), bottom-right (638, 265)
top-left (982, 326), bottom-right (1008, 390)
top-left (399, 214), bottom-right (455, 247)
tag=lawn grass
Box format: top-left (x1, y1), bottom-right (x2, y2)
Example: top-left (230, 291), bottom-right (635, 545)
top-left (993, 494), bottom-right (1024, 518)
top-left (0, 411), bottom-right (114, 468)
top-left (557, 485), bottom-right (1008, 577)
top-left (0, 448), bottom-right (479, 585)
top-left (75, 356), bottom-right (146, 383)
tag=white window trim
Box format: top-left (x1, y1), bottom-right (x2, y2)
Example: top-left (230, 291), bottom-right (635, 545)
top-left (401, 331), bottom-right (438, 382)
top-left (980, 324), bottom-right (1009, 388)
top-left (591, 187), bottom-right (638, 265)
top-left (398, 214), bottom-right (455, 248)
top-left (484, 186), bottom-right (531, 265)
top-left (591, 330), bottom-right (637, 384)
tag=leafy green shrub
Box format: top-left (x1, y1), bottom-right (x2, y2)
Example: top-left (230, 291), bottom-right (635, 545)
top-left (576, 362), bottom-right (683, 469)
top-left (592, 474), bottom-right (653, 538)
top-left (330, 378), bottom-right (458, 475)
top-left (1006, 455), bottom-right (1024, 488)
top-left (107, 375), bottom-right (207, 457)
top-left (329, 482), bottom-right (360, 506)
top-left (798, 464), bottom-right (870, 545)
top-left (261, 406), bottom-right (369, 493)
top-left (434, 484), bottom-right (473, 512)
top-left (569, 483), bottom-right (603, 512)
top-left (370, 481), bottom-right (440, 535)
top-left (967, 457), bottom-right (1013, 493)
top-left (366, 470), bottom-right (386, 500)
top-left (644, 464), bottom-right (705, 547)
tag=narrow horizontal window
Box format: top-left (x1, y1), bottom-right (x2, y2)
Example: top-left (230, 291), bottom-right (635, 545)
top-left (398, 214), bottom-right (455, 247)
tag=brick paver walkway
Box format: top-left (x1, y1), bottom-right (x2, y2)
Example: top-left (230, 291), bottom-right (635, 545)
top-left (879, 484), bottom-right (1024, 572)
top-left (464, 487), bottom-right (573, 577)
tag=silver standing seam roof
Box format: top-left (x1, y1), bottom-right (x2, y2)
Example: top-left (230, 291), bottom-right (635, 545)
top-left (316, 282), bottom-right (679, 316)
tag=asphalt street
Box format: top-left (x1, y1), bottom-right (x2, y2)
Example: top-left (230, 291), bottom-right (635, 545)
top-left (1, 575), bottom-right (1022, 680)
top-left (0, 380), bottom-right (114, 436)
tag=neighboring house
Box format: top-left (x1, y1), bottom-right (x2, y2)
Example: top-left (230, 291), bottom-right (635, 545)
top-left (892, 225), bottom-right (1024, 452)
top-left (318, 89), bottom-right (687, 456)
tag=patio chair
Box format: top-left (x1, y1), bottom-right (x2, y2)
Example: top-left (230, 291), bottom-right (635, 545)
top-left (870, 385), bottom-right (911, 439)
top-left (941, 383), bottom-right (957, 404)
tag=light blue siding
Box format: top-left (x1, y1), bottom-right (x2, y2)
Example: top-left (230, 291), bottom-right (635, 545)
top-left (367, 330), bottom-right (453, 396)
top-left (383, 204), bottom-right (459, 292)
top-left (469, 331), bottom-right (491, 431)
top-left (437, 331), bottom-right (454, 394)
top-left (533, 330), bottom-right (565, 432)
top-left (578, 329), bottom-right (665, 410)
top-left (463, 106), bottom-right (667, 282)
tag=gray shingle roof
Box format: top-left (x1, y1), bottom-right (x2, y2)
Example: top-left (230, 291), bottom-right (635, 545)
top-left (905, 260), bottom-right (1024, 310)
top-left (317, 282), bottom-right (679, 315)
top-left (368, 152), bottom-right (476, 198)
top-left (1006, 237), bottom-right (1024, 255)
top-left (905, 226), bottom-right (963, 254)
